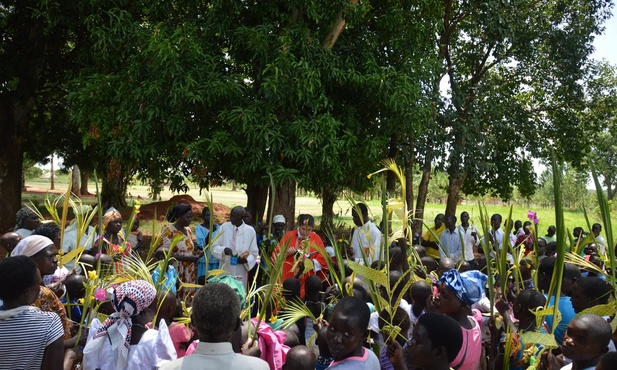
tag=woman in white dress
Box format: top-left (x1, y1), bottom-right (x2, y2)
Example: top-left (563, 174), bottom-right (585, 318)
top-left (83, 280), bottom-right (177, 369)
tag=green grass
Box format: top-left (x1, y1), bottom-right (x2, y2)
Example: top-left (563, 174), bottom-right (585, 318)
top-left (24, 178), bottom-right (612, 238)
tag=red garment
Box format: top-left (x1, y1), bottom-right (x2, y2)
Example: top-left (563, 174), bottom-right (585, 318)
top-left (272, 230), bottom-right (327, 297)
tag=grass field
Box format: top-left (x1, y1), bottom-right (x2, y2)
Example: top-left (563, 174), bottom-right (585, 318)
top-left (24, 178), bottom-right (612, 237)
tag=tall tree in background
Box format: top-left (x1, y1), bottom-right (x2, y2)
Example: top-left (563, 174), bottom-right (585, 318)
top-left (436, 0), bottom-right (611, 216)
top-left (0, 0), bottom-right (90, 231)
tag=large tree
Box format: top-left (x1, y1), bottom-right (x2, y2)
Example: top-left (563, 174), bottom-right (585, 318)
top-left (582, 61), bottom-right (617, 199)
top-left (0, 0), bottom-right (92, 231)
top-left (434, 0), bottom-right (611, 216)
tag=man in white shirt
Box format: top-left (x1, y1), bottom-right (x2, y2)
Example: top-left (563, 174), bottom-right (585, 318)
top-left (211, 206), bottom-right (259, 290)
top-left (592, 223), bottom-right (607, 254)
top-left (457, 211), bottom-right (479, 263)
top-left (440, 214), bottom-right (463, 263)
top-left (160, 283), bottom-right (269, 370)
top-left (350, 203), bottom-right (382, 264)
top-left (488, 214), bottom-right (513, 263)
top-left (62, 205), bottom-right (97, 270)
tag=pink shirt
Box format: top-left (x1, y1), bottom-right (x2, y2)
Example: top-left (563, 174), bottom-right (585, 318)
top-left (450, 316), bottom-right (482, 370)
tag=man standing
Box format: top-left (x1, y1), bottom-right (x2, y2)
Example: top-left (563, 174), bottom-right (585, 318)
top-left (160, 283), bottom-right (269, 370)
top-left (211, 206), bottom-right (259, 290)
top-left (421, 214), bottom-right (445, 260)
top-left (350, 203), bottom-right (382, 264)
top-left (592, 223), bottom-right (607, 254)
top-left (440, 215), bottom-right (462, 263)
top-left (542, 225), bottom-right (557, 244)
top-left (457, 211), bottom-right (479, 263)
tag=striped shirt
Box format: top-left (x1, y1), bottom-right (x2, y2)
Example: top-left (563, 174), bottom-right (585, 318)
top-left (0, 307), bottom-right (64, 370)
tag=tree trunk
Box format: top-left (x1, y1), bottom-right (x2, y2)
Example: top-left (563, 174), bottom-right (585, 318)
top-left (320, 186), bottom-right (338, 232)
top-left (414, 156), bottom-right (432, 235)
top-left (71, 165), bottom-right (80, 198)
top-left (386, 133), bottom-right (398, 194)
top-left (321, 0), bottom-right (359, 49)
top-left (80, 171), bottom-right (90, 195)
top-left (101, 159), bottom-right (129, 209)
top-left (0, 9), bottom-right (47, 232)
top-left (445, 170), bottom-right (464, 217)
top-left (50, 155), bottom-right (55, 190)
top-left (245, 182), bottom-right (268, 225)
top-left (272, 180), bottom-right (296, 230)
top-left (405, 148), bottom-right (415, 221)
top-left (0, 112), bottom-right (25, 233)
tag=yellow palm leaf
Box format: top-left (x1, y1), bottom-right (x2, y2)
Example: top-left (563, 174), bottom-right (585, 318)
top-left (520, 332), bottom-right (558, 349)
top-left (60, 247), bottom-right (85, 266)
top-left (347, 261), bottom-right (388, 286)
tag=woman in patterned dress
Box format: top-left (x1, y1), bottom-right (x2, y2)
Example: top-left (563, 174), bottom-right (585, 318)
top-left (91, 207), bottom-right (132, 274)
top-left (161, 204), bottom-right (200, 305)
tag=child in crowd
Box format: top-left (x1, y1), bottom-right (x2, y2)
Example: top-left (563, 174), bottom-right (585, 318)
top-left (127, 216), bottom-right (143, 251)
top-left (544, 314), bottom-right (612, 370)
top-left (378, 307), bottom-right (411, 370)
top-left (387, 312), bottom-right (464, 370)
top-left (63, 274), bottom-right (87, 323)
top-left (282, 345), bottom-right (316, 370)
top-left (303, 275), bottom-right (325, 346)
top-left (596, 352), bottom-right (617, 370)
top-left (326, 296), bottom-right (380, 369)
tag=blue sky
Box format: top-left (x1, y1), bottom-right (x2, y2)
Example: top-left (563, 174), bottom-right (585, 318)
top-left (592, 9), bottom-right (617, 63)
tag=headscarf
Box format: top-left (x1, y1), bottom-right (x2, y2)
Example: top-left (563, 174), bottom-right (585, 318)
top-left (83, 280), bottom-right (156, 369)
top-left (166, 203), bottom-right (192, 223)
top-left (440, 269), bottom-right (488, 306)
top-left (102, 207), bottom-right (122, 229)
top-left (14, 207), bottom-right (36, 230)
top-left (208, 274), bottom-right (247, 308)
top-left (10, 235), bottom-right (54, 257)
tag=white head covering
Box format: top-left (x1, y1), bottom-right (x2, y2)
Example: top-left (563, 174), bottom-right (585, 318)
top-left (10, 235), bottom-right (54, 257)
top-left (273, 215), bottom-right (286, 224)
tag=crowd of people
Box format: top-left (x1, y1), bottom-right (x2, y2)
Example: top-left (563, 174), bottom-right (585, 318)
top-left (1, 202), bottom-right (616, 370)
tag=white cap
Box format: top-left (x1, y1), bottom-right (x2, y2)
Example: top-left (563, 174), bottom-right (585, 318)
top-left (272, 215), bottom-right (285, 224)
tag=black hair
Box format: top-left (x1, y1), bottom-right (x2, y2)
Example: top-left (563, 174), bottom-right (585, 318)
top-left (353, 203), bottom-right (368, 217)
top-left (201, 206), bottom-right (210, 218)
top-left (411, 280), bottom-right (433, 303)
top-left (417, 313), bottom-right (463, 362)
top-left (599, 352), bottom-right (617, 369)
top-left (575, 277), bottom-right (612, 305)
top-left (421, 256), bottom-right (437, 272)
top-left (563, 262), bottom-right (582, 282)
top-left (0, 256), bottom-right (38, 301)
top-left (283, 345), bottom-right (316, 370)
top-left (283, 278), bottom-right (301, 300)
top-left (192, 283), bottom-right (241, 341)
top-left (517, 289), bottom-right (546, 310)
top-left (304, 275), bottom-right (322, 297)
top-left (333, 296), bottom-right (370, 331)
top-left (297, 214), bottom-right (315, 227)
top-left (378, 306), bottom-right (411, 334)
top-left (166, 203), bottom-right (192, 222)
top-left (32, 222), bottom-right (61, 241)
top-left (576, 314), bottom-right (612, 349)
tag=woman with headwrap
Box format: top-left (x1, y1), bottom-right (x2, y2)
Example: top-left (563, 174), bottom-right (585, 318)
top-left (83, 280), bottom-right (177, 369)
top-left (429, 269), bottom-right (487, 370)
top-left (14, 206), bottom-right (41, 238)
top-left (91, 207), bottom-right (132, 273)
top-left (11, 235), bottom-right (76, 345)
top-left (160, 204), bottom-right (200, 305)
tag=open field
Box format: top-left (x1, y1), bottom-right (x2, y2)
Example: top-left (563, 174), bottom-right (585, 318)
top-left (24, 178), bottom-right (612, 237)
